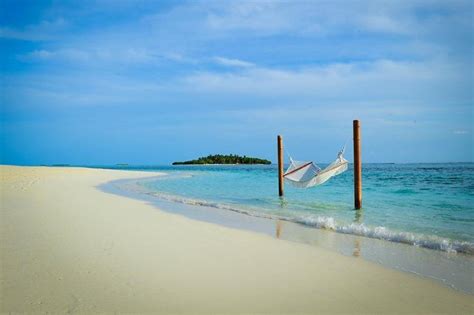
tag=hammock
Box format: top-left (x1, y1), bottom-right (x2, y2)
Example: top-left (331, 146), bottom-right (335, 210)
top-left (283, 147), bottom-right (348, 188)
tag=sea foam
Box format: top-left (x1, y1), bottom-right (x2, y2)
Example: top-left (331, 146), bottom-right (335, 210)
top-left (146, 190), bottom-right (474, 255)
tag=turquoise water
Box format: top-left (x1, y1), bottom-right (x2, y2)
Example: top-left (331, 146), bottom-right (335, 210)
top-left (102, 163), bottom-right (474, 254)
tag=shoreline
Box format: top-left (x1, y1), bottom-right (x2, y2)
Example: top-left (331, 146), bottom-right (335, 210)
top-left (104, 175), bottom-right (474, 294)
top-left (121, 176), bottom-right (474, 254)
top-left (1, 166), bottom-right (473, 313)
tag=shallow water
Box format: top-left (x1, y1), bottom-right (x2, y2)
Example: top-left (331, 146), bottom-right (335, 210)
top-left (95, 163), bottom-right (474, 254)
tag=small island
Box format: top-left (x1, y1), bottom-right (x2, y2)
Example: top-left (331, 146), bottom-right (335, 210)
top-left (172, 154), bottom-right (271, 165)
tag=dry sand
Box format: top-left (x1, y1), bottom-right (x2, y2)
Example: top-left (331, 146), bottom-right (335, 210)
top-left (1, 165), bottom-right (472, 313)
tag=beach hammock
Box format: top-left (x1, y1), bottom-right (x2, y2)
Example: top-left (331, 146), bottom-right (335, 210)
top-left (283, 147), bottom-right (348, 188)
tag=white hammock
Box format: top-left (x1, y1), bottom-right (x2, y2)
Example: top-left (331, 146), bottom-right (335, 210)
top-left (283, 148), bottom-right (348, 188)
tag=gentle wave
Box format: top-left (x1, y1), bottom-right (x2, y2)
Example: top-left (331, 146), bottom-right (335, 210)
top-left (296, 216), bottom-right (473, 254)
top-left (144, 190), bottom-right (474, 255)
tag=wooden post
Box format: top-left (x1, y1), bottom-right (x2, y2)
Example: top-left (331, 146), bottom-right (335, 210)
top-left (353, 120), bottom-right (362, 209)
top-left (277, 135), bottom-right (284, 197)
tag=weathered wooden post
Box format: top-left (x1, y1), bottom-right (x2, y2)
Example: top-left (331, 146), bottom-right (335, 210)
top-left (277, 135), bottom-right (284, 197)
top-left (353, 120), bottom-right (362, 209)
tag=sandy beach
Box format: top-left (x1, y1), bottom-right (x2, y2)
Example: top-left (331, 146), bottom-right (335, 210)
top-left (0, 166), bottom-right (472, 313)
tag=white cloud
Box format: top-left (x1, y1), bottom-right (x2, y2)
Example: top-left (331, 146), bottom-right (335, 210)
top-left (359, 14), bottom-right (411, 34)
top-left (19, 49), bottom-right (90, 62)
top-left (0, 18), bottom-right (67, 41)
top-left (205, 1), bottom-right (293, 34)
top-left (182, 58), bottom-right (470, 106)
top-left (27, 50), bottom-right (55, 59)
top-left (214, 57), bottom-right (254, 67)
top-left (19, 48), bottom-right (186, 65)
top-left (193, 0), bottom-right (471, 37)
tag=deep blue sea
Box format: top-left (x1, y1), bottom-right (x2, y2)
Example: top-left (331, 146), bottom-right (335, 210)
top-left (98, 163), bottom-right (474, 254)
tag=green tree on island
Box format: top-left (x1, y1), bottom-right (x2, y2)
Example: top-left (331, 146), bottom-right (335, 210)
top-left (172, 154), bottom-right (271, 165)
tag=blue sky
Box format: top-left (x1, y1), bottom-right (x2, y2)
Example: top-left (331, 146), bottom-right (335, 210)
top-left (1, 0), bottom-right (472, 165)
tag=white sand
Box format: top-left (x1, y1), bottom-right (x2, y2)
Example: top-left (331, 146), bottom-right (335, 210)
top-left (1, 166), bottom-right (472, 313)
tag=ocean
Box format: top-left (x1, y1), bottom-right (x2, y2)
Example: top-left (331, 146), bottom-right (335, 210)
top-left (102, 163), bottom-right (474, 255)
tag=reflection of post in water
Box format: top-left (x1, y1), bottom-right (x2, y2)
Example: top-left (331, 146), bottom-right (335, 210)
top-left (353, 208), bottom-right (363, 257)
top-left (276, 220), bottom-right (283, 239)
top-left (354, 208), bottom-right (363, 223)
top-left (353, 239), bottom-right (361, 257)
top-left (278, 196), bottom-right (287, 209)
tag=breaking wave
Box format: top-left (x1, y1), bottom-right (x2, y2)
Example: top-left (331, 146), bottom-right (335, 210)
top-left (144, 190), bottom-right (474, 255)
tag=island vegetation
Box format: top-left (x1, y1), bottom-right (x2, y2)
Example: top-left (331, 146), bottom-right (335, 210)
top-left (172, 154), bottom-right (271, 165)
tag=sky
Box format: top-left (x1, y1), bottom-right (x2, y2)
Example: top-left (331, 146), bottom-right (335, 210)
top-left (1, 0), bottom-right (473, 165)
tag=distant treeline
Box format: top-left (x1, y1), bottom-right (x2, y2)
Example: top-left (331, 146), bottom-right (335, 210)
top-left (172, 154), bottom-right (271, 165)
